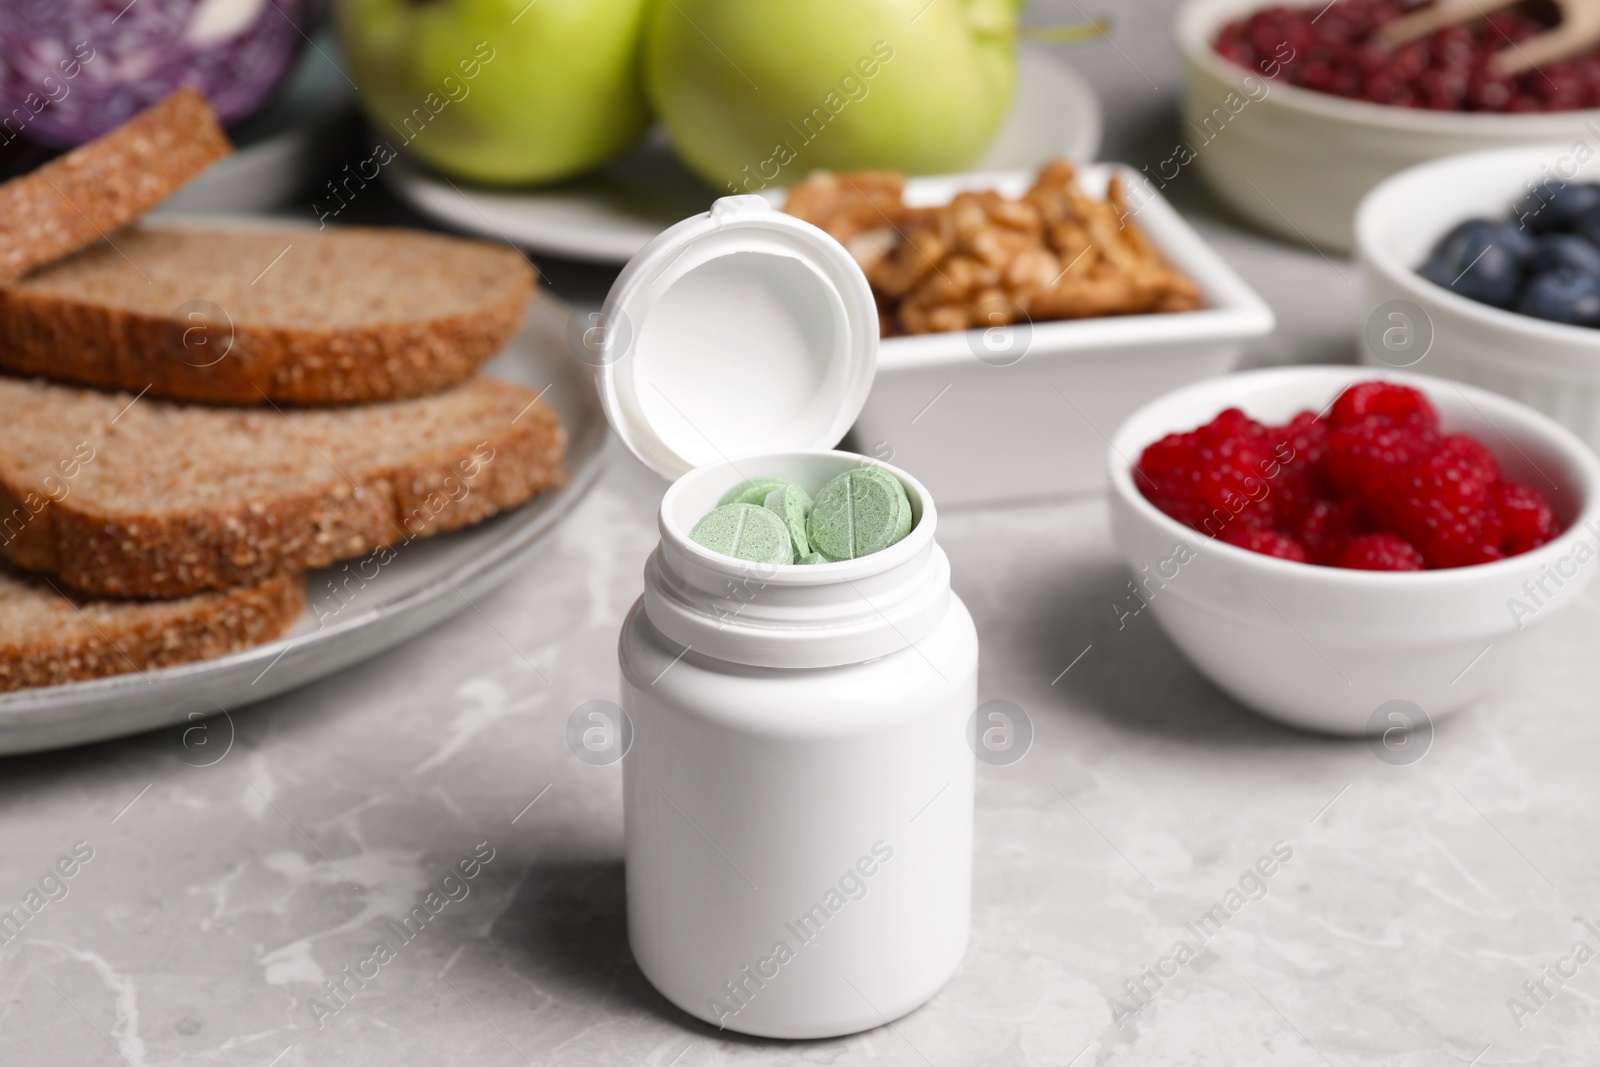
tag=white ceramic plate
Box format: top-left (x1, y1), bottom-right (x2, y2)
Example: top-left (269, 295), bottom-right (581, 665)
top-left (0, 293), bottom-right (611, 757)
top-left (383, 47), bottom-right (1104, 263)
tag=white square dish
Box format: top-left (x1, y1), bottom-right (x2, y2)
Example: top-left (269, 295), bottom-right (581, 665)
top-left (772, 164), bottom-right (1274, 507)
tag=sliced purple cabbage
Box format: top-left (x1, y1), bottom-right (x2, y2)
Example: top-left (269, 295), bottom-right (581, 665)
top-left (0, 0), bottom-right (319, 146)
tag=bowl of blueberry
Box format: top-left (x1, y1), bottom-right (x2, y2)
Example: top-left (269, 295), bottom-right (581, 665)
top-left (1358, 143), bottom-right (1600, 449)
top-left (1179, 0), bottom-right (1600, 251)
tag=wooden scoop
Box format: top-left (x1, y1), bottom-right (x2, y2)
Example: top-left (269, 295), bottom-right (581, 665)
top-left (1378, 0), bottom-right (1600, 75)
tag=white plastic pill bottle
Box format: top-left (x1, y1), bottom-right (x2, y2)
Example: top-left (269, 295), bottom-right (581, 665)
top-left (591, 196), bottom-right (978, 1039)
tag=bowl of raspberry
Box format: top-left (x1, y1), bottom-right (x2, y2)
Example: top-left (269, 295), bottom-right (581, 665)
top-left (1178, 0), bottom-right (1600, 251)
top-left (1358, 143), bottom-right (1600, 450)
top-left (1108, 366), bottom-right (1600, 735)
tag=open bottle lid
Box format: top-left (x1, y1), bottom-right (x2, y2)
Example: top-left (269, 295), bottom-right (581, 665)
top-left (592, 195), bottom-right (879, 480)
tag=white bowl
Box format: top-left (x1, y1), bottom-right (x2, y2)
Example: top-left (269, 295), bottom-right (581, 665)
top-left (789, 164), bottom-right (1274, 508)
top-left (1108, 366), bottom-right (1600, 735)
top-left (1178, 0), bottom-right (1600, 252)
top-left (1357, 143), bottom-right (1600, 449)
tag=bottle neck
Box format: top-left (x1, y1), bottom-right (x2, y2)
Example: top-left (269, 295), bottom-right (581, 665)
top-left (641, 451), bottom-right (950, 669)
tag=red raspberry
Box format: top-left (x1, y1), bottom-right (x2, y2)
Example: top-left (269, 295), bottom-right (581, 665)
top-left (1328, 381), bottom-right (1439, 431)
top-left (1221, 526), bottom-right (1309, 562)
top-left (1210, 406), bottom-right (1268, 442)
top-left (1138, 431), bottom-right (1208, 528)
top-left (1438, 433), bottom-right (1500, 484)
top-left (1324, 416), bottom-right (1437, 495)
top-left (1136, 409), bottom-right (1279, 533)
top-left (1264, 410), bottom-right (1331, 525)
top-left (1374, 437), bottom-right (1500, 568)
top-left (1273, 410), bottom-right (1328, 459)
top-left (1497, 482), bottom-right (1558, 555)
top-left (1292, 496), bottom-right (1372, 564)
top-left (1136, 383), bottom-right (1566, 572)
top-left (1334, 533), bottom-right (1426, 571)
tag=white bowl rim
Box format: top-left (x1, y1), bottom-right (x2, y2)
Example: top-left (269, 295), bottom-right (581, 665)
top-left (1108, 364), bottom-right (1600, 585)
top-left (1177, 0), bottom-right (1600, 131)
top-left (1356, 143), bottom-right (1600, 347)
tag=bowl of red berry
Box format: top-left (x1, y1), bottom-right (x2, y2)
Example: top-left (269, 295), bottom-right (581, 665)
top-left (1358, 143), bottom-right (1600, 448)
top-left (1179, 0), bottom-right (1600, 251)
top-left (1108, 366), bottom-right (1600, 735)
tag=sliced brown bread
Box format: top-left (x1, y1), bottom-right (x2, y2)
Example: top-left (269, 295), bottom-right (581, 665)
top-left (0, 375), bottom-right (565, 599)
top-left (0, 224), bottom-right (537, 405)
top-left (0, 87), bottom-right (229, 284)
top-left (0, 568), bottom-right (302, 692)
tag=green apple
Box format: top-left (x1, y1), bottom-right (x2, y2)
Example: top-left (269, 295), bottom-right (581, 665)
top-left (643, 0), bottom-right (1021, 193)
top-left (337, 0), bottom-right (653, 185)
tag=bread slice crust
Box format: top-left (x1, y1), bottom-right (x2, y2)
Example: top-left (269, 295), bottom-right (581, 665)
top-left (0, 375), bottom-right (566, 598)
top-left (0, 87), bottom-right (229, 284)
top-left (0, 569), bottom-right (303, 692)
top-left (0, 225), bottom-right (536, 405)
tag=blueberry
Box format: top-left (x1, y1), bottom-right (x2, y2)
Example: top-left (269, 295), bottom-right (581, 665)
top-left (1514, 180), bottom-right (1600, 232)
top-left (1529, 233), bottom-right (1600, 276)
top-left (1574, 205), bottom-right (1600, 249)
top-left (1419, 219), bottom-right (1532, 308)
top-left (1517, 268), bottom-right (1600, 326)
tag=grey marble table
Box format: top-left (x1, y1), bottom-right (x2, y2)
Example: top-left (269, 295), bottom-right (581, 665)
top-left (5, 5), bottom-right (1600, 1065)
top-left (6, 448), bottom-right (1597, 1067)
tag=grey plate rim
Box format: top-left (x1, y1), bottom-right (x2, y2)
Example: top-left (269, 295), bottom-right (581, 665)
top-left (0, 265), bottom-right (612, 758)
